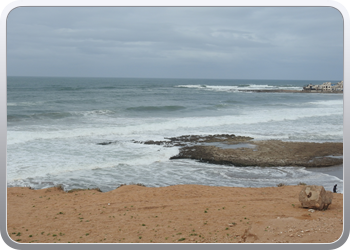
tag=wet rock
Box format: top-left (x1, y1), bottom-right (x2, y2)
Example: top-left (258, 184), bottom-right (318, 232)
top-left (299, 185), bottom-right (333, 210)
top-left (135, 134), bottom-right (343, 167)
top-left (170, 139), bottom-right (342, 167)
top-left (97, 141), bottom-right (114, 145)
top-left (137, 134), bottom-right (254, 147)
top-left (144, 140), bottom-right (164, 145)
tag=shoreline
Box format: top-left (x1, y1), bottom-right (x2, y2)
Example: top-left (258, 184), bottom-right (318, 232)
top-left (8, 134), bottom-right (343, 193)
top-left (238, 89), bottom-right (343, 94)
top-left (307, 164), bottom-right (343, 180)
top-left (7, 133), bottom-right (344, 244)
top-left (7, 184), bottom-right (343, 243)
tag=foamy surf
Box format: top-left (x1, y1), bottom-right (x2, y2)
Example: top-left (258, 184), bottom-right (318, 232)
top-left (7, 77), bottom-right (343, 191)
top-left (175, 84), bottom-right (303, 92)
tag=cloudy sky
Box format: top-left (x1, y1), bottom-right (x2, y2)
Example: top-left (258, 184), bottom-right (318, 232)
top-left (7, 7), bottom-right (343, 80)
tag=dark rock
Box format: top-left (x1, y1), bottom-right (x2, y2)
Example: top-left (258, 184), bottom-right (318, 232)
top-left (97, 141), bottom-right (114, 145)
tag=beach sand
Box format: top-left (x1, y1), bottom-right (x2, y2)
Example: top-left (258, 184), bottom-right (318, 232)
top-left (7, 184), bottom-right (343, 244)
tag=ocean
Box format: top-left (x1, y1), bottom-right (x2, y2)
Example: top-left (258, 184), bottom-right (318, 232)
top-left (7, 76), bottom-right (343, 193)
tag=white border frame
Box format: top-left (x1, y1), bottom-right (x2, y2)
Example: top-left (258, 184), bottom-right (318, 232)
top-left (1, 1), bottom-right (349, 249)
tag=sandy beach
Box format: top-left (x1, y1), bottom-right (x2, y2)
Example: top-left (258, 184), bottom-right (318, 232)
top-left (7, 184), bottom-right (343, 244)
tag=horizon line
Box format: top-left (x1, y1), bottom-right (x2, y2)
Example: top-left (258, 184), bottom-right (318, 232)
top-left (6, 75), bottom-right (343, 82)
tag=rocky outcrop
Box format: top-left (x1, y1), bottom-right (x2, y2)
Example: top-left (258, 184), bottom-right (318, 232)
top-left (134, 134), bottom-right (254, 147)
top-left (99, 134), bottom-right (254, 147)
top-left (100, 133), bottom-right (343, 168)
top-left (170, 139), bottom-right (343, 167)
top-left (239, 89), bottom-right (342, 94)
top-left (299, 185), bottom-right (333, 210)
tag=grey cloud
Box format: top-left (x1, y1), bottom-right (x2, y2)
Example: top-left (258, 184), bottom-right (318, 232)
top-left (6, 6), bottom-right (343, 80)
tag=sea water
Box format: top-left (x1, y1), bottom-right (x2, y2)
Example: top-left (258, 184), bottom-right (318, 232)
top-left (7, 76), bottom-right (343, 192)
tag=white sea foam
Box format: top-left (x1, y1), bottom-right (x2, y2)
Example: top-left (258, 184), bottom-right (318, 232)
top-left (70, 109), bottom-right (115, 116)
top-left (7, 103), bottom-right (342, 145)
top-left (175, 84), bottom-right (303, 92)
top-left (307, 99), bottom-right (343, 106)
top-left (7, 101), bottom-right (44, 106)
top-left (8, 159), bottom-right (342, 193)
top-left (7, 141), bottom-right (179, 182)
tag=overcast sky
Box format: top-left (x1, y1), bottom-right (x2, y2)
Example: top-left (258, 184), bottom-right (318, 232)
top-left (6, 7), bottom-right (343, 80)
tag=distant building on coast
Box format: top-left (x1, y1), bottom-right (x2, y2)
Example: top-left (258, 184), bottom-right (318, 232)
top-left (303, 81), bottom-right (343, 92)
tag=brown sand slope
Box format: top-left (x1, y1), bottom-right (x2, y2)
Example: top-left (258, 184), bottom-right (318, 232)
top-left (7, 185), bottom-right (343, 244)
